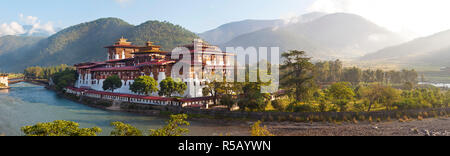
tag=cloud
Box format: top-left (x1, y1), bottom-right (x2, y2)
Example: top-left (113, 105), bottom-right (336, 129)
top-left (0, 22), bottom-right (25, 36)
top-left (307, 0), bottom-right (450, 38)
top-left (19, 14), bottom-right (38, 25)
top-left (0, 14), bottom-right (56, 37)
top-left (280, 12), bottom-right (300, 25)
top-left (20, 14), bottom-right (56, 36)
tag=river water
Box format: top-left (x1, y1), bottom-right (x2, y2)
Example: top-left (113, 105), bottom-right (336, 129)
top-left (0, 83), bottom-right (249, 136)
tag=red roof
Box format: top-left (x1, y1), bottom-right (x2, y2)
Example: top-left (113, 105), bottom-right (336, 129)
top-left (91, 66), bottom-right (139, 72)
top-left (77, 62), bottom-right (107, 69)
top-left (104, 45), bottom-right (140, 48)
top-left (137, 60), bottom-right (176, 66)
top-left (84, 90), bottom-right (176, 101)
top-left (106, 58), bottom-right (133, 63)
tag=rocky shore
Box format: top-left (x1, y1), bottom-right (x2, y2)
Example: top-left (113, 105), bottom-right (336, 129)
top-left (263, 117), bottom-right (450, 136)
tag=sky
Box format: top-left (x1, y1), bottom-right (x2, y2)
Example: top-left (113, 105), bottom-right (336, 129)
top-left (1, 0), bottom-right (450, 38)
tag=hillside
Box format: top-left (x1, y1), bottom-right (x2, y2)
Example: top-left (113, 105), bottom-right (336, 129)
top-left (223, 13), bottom-right (406, 60)
top-left (0, 18), bottom-right (198, 72)
top-left (360, 30), bottom-right (450, 68)
top-left (200, 12), bottom-right (327, 45)
top-left (126, 21), bottom-right (198, 51)
top-left (0, 35), bottom-right (44, 55)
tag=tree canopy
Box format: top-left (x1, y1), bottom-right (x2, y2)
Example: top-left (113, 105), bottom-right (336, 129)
top-left (51, 68), bottom-right (78, 91)
top-left (327, 82), bottom-right (355, 112)
top-left (159, 77), bottom-right (187, 97)
top-left (280, 50), bottom-right (316, 102)
top-left (21, 120), bottom-right (102, 136)
top-left (130, 76), bottom-right (158, 95)
top-left (149, 114), bottom-right (190, 136)
top-left (103, 75), bottom-right (123, 92)
top-left (110, 121), bottom-right (143, 136)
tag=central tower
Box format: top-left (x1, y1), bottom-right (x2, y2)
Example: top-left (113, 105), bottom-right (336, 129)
top-left (105, 37), bottom-right (140, 60)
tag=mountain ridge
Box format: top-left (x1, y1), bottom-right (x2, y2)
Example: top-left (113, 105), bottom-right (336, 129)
top-left (200, 12), bottom-right (328, 45)
top-left (360, 29), bottom-right (450, 68)
top-left (222, 13), bottom-right (406, 60)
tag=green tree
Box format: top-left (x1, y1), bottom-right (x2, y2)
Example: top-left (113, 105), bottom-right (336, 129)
top-left (238, 82), bottom-right (270, 111)
top-left (110, 122), bottom-right (143, 136)
top-left (380, 86), bottom-right (401, 110)
top-left (361, 84), bottom-right (385, 111)
top-left (375, 69), bottom-right (385, 83)
top-left (362, 69), bottom-right (376, 83)
top-left (220, 95), bottom-right (236, 109)
top-left (327, 82), bottom-right (355, 112)
top-left (149, 114), bottom-right (190, 136)
top-left (314, 61), bottom-right (330, 82)
top-left (21, 120), bottom-right (102, 136)
top-left (202, 80), bottom-right (225, 106)
top-left (342, 67), bottom-right (362, 86)
top-left (313, 89), bottom-right (328, 112)
top-left (403, 81), bottom-right (414, 90)
top-left (272, 97), bottom-right (293, 112)
top-left (103, 75), bottom-right (123, 92)
top-left (51, 69), bottom-right (78, 91)
top-left (130, 76), bottom-right (158, 95)
top-left (280, 50), bottom-right (316, 102)
top-left (159, 77), bottom-right (187, 97)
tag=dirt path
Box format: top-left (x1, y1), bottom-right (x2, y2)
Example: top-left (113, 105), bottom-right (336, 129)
top-left (264, 117), bottom-right (450, 136)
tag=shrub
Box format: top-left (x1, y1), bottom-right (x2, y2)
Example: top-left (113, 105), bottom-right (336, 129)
top-left (251, 121), bottom-right (274, 136)
top-left (290, 103), bottom-right (316, 113)
top-left (110, 122), bottom-right (143, 136)
top-left (272, 97), bottom-right (292, 112)
top-left (149, 114), bottom-right (190, 136)
top-left (21, 120), bottom-right (102, 136)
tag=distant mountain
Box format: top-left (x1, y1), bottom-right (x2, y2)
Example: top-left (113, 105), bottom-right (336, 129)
top-left (200, 12), bottom-right (327, 45)
top-left (18, 25), bottom-right (61, 37)
top-left (223, 13), bottom-right (406, 60)
top-left (0, 18), bottom-right (198, 72)
top-left (360, 30), bottom-right (450, 67)
top-left (200, 19), bottom-right (284, 45)
top-left (0, 35), bottom-right (44, 55)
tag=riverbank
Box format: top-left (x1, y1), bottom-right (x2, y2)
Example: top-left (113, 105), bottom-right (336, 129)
top-left (265, 116), bottom-right (450, 136)
top-left (25, 80), bottom-right (48, 86)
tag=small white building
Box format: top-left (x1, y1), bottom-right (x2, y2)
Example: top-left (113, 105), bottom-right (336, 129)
top-left (0, 74), bottom-right (8, 88)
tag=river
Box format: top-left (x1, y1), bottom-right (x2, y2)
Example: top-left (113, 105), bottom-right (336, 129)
top-left (0, 83), bottom-right (249, 136)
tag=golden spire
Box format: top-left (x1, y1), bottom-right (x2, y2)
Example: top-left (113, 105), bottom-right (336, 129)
top-left (146, 41), bottom-right (154, 47)
top-left (116, 36), bottom-right (131, 45)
